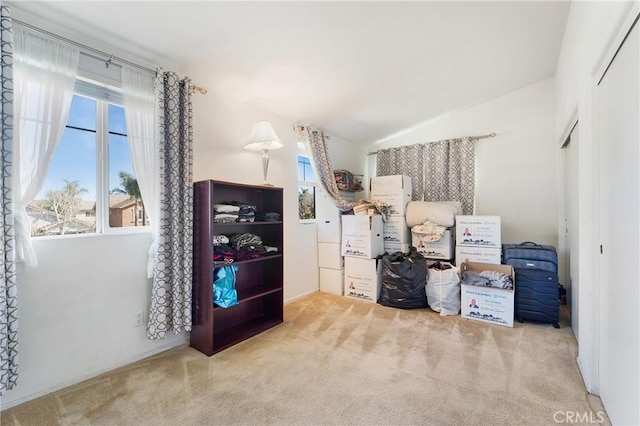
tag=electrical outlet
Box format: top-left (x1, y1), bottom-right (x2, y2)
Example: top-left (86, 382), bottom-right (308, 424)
top-left (134, 310), bottom-right (144, 327)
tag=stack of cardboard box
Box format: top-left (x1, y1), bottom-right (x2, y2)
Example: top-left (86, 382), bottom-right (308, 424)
top-left (341, 175), bottom-right (412, 303)
top-left (455, 217), bottom-right (511, 326)
top-left (317, 217), bottom-right (344, 296)
top-left (316, 186), bottom-right (362, 297)
top-left (370, 175), bottom-right (412, 254)
top-left (454, 215), bottom-right (502, 265)
top-left (341, 214), bottom-right (384, 302)
top-left (315, 184), bottom-right (347, 296)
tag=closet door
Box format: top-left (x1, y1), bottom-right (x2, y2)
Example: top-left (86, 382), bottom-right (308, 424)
top-left (596, 17), bottom-right (639, 425)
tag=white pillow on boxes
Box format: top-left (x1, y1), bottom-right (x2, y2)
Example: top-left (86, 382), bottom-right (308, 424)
top-left (406, 201), bottom-right (459, 228)
top-left (440, 201), bottom-right (463, 216)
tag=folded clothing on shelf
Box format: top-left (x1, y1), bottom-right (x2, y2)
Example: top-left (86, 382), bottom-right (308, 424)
top-left (213, 201), bottom-right (257, 223)
top-left (214, 233), bottom-right (279, 262)
top-left (230, 233), bottom-right (263, 250)
top-left (214, 204), bottom-right (240, 213)
top-left (213, 213), bottom-right (238, 223)
top-left (256, 212), bottom-right (281, 222)
top-left (213, 235), bottom-right (229, 245)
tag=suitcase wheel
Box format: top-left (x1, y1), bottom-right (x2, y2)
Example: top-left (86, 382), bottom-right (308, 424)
top-left (552, 322), bottom-right (560, 329)
top-left (517, 318), bottom-right (524, 323)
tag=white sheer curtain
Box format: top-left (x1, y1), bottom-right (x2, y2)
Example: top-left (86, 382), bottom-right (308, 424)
top-left (12, 25), bottom-right (79, 267)
top-left (121, 66), bottom-right (159, 277)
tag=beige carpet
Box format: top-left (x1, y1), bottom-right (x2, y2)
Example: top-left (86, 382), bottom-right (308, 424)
top-left (1, 292), bottom-right (608, 425)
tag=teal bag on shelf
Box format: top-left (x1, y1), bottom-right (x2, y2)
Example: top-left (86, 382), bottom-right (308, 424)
top-left (213, 265), bottom-right (239, 308)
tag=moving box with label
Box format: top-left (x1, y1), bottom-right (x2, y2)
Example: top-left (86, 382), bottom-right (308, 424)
top-left (456, 215), bottom-right (501, 248)
top-left (455, 245), bottom-right (502, 266)
top-left (344, 257), bottom-right (381, 303)
top-left (370, 175), bottom-right (412, 216)
top-left (413, 227), bottom-right (455, 260)
top-left (341, 215), bottom-right (384, 258)
top-left (460, 261), bottom-right (515, 327)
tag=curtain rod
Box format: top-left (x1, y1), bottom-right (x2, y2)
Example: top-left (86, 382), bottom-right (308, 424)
top-left (294, 124), bottom-right (331, 139)
top-left (367, 132), bottom-right (496, 156)
top-left (191, 86), bottom-right (208, 95)
top-left (11, 18), bottom-right (208, 95)
top-left (12, 18), bottom-right (156, 74)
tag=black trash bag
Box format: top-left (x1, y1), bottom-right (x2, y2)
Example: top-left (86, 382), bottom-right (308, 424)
top-left (377, 249), bottom-right (428, 309)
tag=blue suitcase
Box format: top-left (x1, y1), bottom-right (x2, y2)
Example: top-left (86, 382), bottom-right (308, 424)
top-left (502, 242), bottom-right (558, 273)
top-left (513, 269), bottom-right (559, 328)
top-left (502, 242), bottom-right (560, 328)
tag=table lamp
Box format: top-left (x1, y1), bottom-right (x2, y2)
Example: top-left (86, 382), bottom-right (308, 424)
top-left (244, 121), bottom-right (283, 186)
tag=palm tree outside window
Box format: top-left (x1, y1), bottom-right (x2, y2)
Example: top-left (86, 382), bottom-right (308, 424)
top-left (111, 171), bottom-right (146, 227)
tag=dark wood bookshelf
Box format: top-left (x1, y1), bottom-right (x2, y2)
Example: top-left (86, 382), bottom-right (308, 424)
top-left (191, 180), bottom-right (284, 356)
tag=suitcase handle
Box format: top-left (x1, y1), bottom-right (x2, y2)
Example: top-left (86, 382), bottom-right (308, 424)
top-left (517, 241), bottom-right (541, 247)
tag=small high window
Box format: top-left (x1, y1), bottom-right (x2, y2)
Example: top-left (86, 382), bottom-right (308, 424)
top-left (297, 155), bottom-right (315, 220)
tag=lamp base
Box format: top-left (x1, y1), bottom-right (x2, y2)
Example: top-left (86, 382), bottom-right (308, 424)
top-left (260, 149), bottom-right (274, 187)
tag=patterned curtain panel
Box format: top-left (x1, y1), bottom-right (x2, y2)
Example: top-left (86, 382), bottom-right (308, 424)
top-left (147, 71), bottom-right (193, 340)
top-left (424, 141), bottom-right (450, 204)
top-left (0, 5), bottom-right (18, 395)
top-left (376, 144), bottom-right (425, 201)
top-left (448, 138), bottom-right (475, 215)
top-left (303, 128), bottom-right (357, 212)
top-left (376, 137), bottom-right (476, 214)
top-left (425, 138), bottom-right (476, 215)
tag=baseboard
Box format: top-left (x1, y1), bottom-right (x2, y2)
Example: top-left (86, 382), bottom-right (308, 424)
top-left (577, 355), bottom-right (599, 396)
top-left (284, 289), bottom-right (320, 304)
top-left (0, 336), bottom-right (189, 411)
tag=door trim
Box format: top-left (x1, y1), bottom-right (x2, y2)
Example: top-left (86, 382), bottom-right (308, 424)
top-left (558, 109), bottom-right (578, 148)
top-left (595, 5), bottom-right (640, 85)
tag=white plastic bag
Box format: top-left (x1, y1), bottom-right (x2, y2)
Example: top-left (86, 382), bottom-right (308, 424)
top-left (426, 264), bottom-right (461, 316)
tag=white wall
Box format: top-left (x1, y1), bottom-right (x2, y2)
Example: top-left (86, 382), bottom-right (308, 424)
top-left (1, 233), bottom-right (187, 409)
top-left (553, 0), bottom-right (637, 406)
top-left (369, 78), bottom-right (558, 246)
top-left (187, 81), bottom-right (367, 302)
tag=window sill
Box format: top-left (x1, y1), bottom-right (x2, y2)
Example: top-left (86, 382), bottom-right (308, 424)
top-left (32, 227), bottom-right (152, 241)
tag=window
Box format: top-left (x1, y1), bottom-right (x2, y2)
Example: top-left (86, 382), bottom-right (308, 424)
top-left (29, 90), bottom-right (147, 237)
top-left (297, 155), bottom-right (315, 220)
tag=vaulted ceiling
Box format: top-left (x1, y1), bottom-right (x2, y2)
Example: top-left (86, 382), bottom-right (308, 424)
top-left (10, 1), bottom-right (571, 144)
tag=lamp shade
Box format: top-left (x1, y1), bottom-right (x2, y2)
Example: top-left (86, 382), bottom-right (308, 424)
top-left (244, 121), bottom-right (283, 151)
